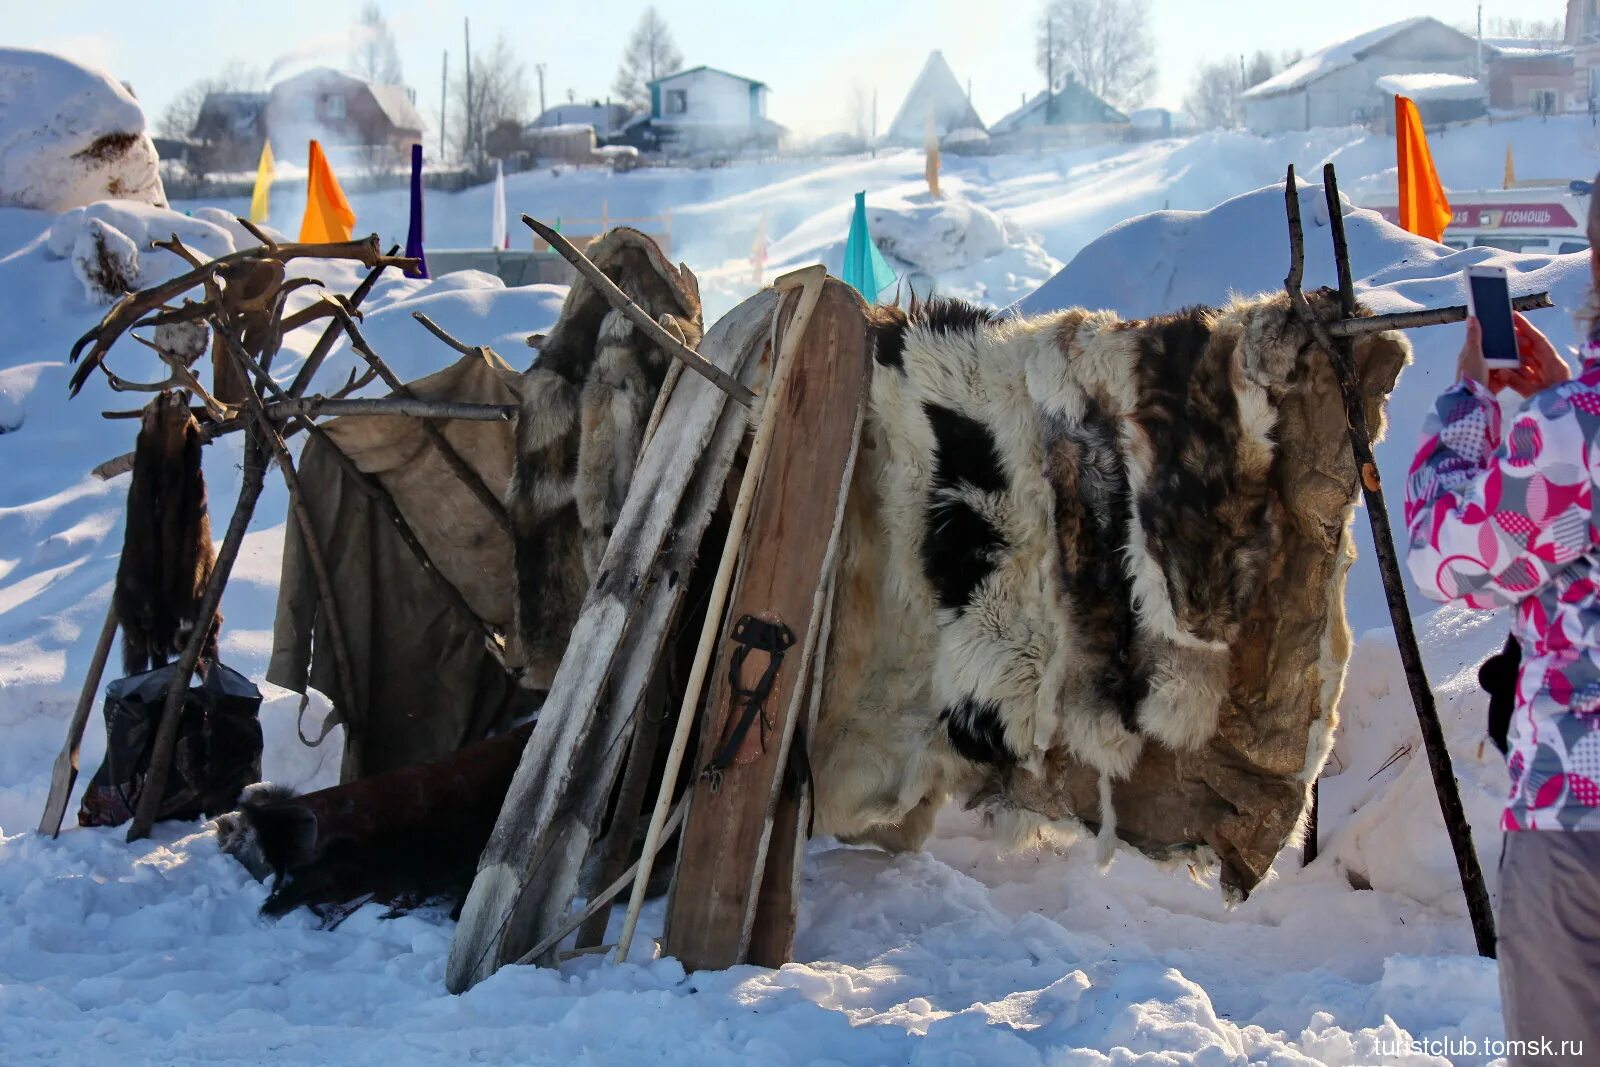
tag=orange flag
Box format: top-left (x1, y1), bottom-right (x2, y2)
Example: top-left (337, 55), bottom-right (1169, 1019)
top-left (299, 140), bottom-right (356, 244)
top-left (1395, 96), bottom-right (1452, 242)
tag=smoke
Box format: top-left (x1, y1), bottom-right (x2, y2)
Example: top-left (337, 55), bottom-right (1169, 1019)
top-left (265, 23), bottom-right (381, 85)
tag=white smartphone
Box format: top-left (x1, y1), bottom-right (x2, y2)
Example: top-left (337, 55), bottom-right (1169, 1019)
top-left (1465, 265), bottom-right (1520, 370)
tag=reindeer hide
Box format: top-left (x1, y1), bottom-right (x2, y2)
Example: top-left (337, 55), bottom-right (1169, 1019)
top-left (506, 227), bottom-right (703, 690)
top-left (114, 391), bottom-right (218, 676)
top-left (810, 292), bottom-right (1409, 900)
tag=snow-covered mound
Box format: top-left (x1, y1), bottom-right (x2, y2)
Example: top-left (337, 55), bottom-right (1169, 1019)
top-left (0, 49), bottom-right (164, 213)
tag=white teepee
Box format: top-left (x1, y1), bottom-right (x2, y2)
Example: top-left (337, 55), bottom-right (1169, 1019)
top-left (885, 51), bottom-right (986, 146)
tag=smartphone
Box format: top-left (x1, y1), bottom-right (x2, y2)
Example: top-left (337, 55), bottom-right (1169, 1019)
top-left (1465, 265), bottom-right (1520, 370)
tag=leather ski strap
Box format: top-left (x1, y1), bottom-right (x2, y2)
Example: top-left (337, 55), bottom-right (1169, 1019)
top-left (700, 614), bottom-right (794, 793)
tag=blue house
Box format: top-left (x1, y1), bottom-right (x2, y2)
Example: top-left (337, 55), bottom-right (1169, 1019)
top-left (637, 65), bottom-right (784, 155)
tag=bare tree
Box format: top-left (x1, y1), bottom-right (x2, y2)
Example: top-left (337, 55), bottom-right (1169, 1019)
top-left (1184, 50), bottom-right (1301, 130)
top-left (1036, 0), bottom-right (1156, 111)
top-left (158, 66), bottom-right (265, 185)
top-left (612, 6), bottom-right (683, 112)
top-left (1464, 16), bottom-right (1565, 44)
top-left (846, 82), bottom-right (872, 141)
top-left (448, 32), bottom-right (530, 166)
top-left (350, 2), bottom-right (404, 85)
top-left (1184, 59), bottom-right (1242, 130)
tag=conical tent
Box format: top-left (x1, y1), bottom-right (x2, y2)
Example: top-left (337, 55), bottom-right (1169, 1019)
top-left (886, 51), bottom-right (985, 145)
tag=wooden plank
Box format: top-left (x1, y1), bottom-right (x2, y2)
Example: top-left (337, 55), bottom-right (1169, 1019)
top-left (445, 288), bottom-right (779, 992)
top-left (662, 279), bottom-right (871, 971)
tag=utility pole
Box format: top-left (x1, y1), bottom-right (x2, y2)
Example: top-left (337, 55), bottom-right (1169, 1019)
top-left (1476, 3), bottom-right (1484, 77)
top-left (1046, 17), bottom-right (1056, 124)
top-left (536, 63), bottom-right (547, 116)
top-left (440, 50), bottom-right (448, 160)
top-left (464, 17), bottom-right (474, 166)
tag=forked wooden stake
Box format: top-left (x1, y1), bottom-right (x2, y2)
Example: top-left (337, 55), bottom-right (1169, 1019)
top-left (613, 264), bottom-right (829, 964)
top-left (37, 605), bottom-right (118, 836)
top-left (1283, 164), bottom-right (1497, 958)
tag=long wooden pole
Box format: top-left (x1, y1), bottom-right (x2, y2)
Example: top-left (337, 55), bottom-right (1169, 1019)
top-left (613, 265), bottom-right (827, 964)
top-left (1284, 165), bottom-right (1496, 957)
top-left (37, 605), bottom-right (118, 836)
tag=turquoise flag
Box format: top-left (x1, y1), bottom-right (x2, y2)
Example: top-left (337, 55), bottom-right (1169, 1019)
top-left (841, 191), bottom-right (896, 302)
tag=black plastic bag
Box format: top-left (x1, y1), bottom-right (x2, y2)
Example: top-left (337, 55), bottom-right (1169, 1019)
top-left (78, 661), bottom-right (263, 828)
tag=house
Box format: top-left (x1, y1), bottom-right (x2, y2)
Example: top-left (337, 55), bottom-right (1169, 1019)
top-left (1243, 17), bottom-right (1481, 132)
top-left (528, 102), bottom-right (636, 141)
top-left (1128, 107), bottom-right (1189, 138)
top-left (635, 66), bottom-right (784, 155)
top-left (191, 92), bottom-right (268, 170)
top-left (1564, 0), bottom-right (1600, 109)
top-left (263, 68), bottom-right (425, 163)
top-left (1483, 37), bottom-right (1575, 114)
top-left (886, 51), bottom-right (986, 145)
top-left (990, 75), bottom-right (1126, 134)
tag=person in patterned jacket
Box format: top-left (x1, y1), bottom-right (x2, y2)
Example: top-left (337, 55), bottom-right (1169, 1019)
top-left (1404, 186), bottom-right (1600, 1065)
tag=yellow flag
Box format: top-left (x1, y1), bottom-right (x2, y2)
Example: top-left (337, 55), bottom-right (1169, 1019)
top-left (299, 139), bottom-right (356, 244)
top-left (1394, 96), bottom-right (1452, 243)
top-left (924, 111), bottom-right (941, 199)
top-left (1503, 141), bottom-right (1516, 190)
top-left (249, 140), bottom-right (274, 224)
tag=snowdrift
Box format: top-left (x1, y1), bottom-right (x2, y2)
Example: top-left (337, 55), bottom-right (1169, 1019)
top-left (0, 48), bottom-right (165, 213)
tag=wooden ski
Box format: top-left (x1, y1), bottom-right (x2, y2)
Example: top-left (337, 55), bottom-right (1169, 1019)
top-left (445, 288), bottom-right (778, 992)
top-left (662, 278), bottom-right (871, 971)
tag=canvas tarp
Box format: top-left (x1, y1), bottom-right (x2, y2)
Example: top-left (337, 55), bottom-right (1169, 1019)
top-left (268, 349), bottom-right (527, 781)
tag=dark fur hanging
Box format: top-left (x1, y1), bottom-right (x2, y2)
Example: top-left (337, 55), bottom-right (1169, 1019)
top-left (113, 392), bottom-right (219, 676)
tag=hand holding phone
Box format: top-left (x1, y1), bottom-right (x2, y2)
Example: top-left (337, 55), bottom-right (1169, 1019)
top-left (1459, 312), bottom-right (1571, 396)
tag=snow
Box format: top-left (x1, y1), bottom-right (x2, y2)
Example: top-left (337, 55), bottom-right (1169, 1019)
top-left (2, 97), bottom-right (1597, 1063)
top-left (1374, 74), bottom-right (1486, 102)
top-left (1243, 17), bottom-right (1433, 99)
top-left (0, 48), bottom-right (164, 212)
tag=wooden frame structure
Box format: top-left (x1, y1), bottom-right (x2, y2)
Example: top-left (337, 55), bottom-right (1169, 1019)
top-left (40, 161), bottom-right (1520, 980)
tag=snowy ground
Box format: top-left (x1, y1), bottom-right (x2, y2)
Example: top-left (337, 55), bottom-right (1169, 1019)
top-left (3, 113), bottom-right (1599, 1064)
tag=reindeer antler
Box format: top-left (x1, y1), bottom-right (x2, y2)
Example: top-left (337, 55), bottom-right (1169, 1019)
top-left (67, 235), bottom-right (417, 397)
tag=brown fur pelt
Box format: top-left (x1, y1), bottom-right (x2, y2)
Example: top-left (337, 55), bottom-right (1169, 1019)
top-left (506, 228), bottom-right (703, 689)
top-left (809, 291), bottom-right (1410, 899)
top-left (113, 391), bottom-right (219, 676)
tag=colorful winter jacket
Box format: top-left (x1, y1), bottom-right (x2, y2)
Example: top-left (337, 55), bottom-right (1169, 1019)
top-left (1405, 342), bottom-right (1600, 831)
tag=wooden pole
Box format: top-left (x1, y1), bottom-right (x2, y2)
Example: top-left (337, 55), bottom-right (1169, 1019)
top-left (1284, 165), bottom-right (1496, 957)
top-left (286, 248), bottom-right (397, 400)
top-left (37, 605), bottom-right (118, 836)
top-left (1328, 293), bottom-right (1553, 338)
top-left (523, 215), bottom-right (756, 408)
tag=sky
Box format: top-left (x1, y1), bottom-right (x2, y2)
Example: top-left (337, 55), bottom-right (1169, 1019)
top-left (6, 0), bottom-right (1569, 139)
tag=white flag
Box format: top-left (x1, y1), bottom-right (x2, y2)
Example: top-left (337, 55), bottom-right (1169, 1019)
top-left (491, 160), bottom-right (507, 250)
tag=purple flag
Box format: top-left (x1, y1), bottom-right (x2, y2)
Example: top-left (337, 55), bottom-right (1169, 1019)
top-left (404, 143), bottom-right (428, 278)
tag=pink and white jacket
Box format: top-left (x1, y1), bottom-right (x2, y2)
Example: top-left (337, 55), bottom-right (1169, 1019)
top-left (1404, 340), bottom-right (1600, 831)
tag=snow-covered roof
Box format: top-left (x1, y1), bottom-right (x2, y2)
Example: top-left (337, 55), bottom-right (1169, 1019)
top-left (528, 103), bottom-right (634, 134)
top-left (1243, 16), bottom-right (1470, 99)
top-left (886, 51), bottom-right (986, 144)
top-left (528, 123), bottom-right (596, 137)
top-left (1374, 73), bottom-right (1486, 101)
top-left (1482, 35), bottom-right (1571, 58)
top-left (648, 65), bottom-right (767, 90)
top-left (368, 84), bottom-right (425, 134)
top-left (990, 79), bottom-right (1125, 133)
